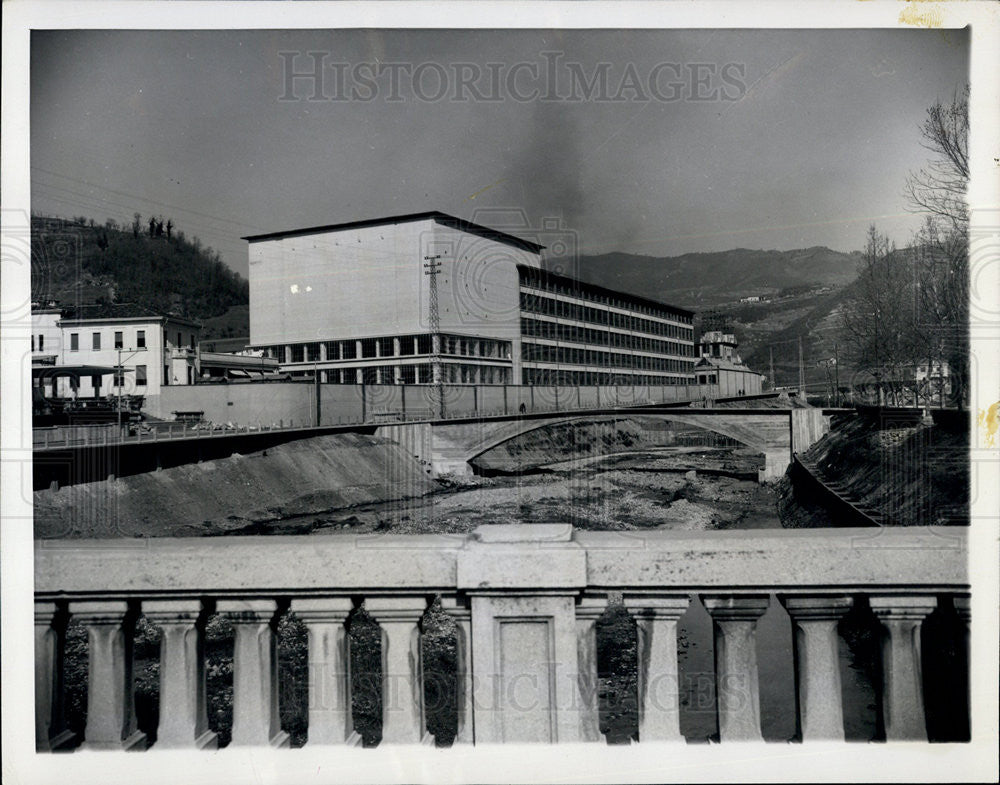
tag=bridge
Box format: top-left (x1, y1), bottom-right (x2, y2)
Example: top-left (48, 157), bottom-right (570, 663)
top-left (376, 405), bottom-right (829, 481)
top-left (31, 391), bottom-right (826, 489)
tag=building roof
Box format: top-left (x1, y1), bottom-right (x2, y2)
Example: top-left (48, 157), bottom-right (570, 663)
top-left (55, 302), bottom-right (202, 328)
top-left (241, 211), bottom-right (546, 253)
top-left (516, 264), bottom-right (695, 319)
top-left (695, 356), bottom-right (764, 374)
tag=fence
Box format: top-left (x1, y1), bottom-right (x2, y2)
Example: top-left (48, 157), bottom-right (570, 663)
top-left (35, 524), bottom-right (968, 752)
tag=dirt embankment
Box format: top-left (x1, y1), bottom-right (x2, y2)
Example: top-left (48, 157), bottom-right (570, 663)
top-left (777, 413), bottom-right (968, 528)
top-left (34, 433), bottom-right (437, 539)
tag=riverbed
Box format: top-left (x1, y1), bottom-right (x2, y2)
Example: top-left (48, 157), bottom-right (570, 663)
top-left (271, 446), bottom-right (782, 537)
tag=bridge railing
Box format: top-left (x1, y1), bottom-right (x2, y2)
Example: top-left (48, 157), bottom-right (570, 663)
top-left (34, 525), bottom-right (968, 751)
top-left (34, 383), bottom-right (730, 449)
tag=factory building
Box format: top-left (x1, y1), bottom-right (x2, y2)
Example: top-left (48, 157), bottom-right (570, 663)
top-left (694, 330), bottom-right (765, 396)
top-left (245, 212), bottom-right (695, 385)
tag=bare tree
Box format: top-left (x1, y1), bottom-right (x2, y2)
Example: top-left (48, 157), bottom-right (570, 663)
top-left (904, 86), bottom-right (970, 407)
top-left (904, 86), bottom-right (969, 231)
top-left (841, 225), bottom-right (920, 405)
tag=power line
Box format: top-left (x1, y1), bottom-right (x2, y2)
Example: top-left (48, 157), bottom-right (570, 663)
top-left (31, 166), bottom-right (262, 231)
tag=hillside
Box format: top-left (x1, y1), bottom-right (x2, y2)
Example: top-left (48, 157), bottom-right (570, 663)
top-left (558, 246), bottom-right (862, 390)
top-left (563, 247), bottom-right (860, 309)
top-left (31, 214), bottom-right (248, 335)
top-left (32, 213), bottom-right (861, 367)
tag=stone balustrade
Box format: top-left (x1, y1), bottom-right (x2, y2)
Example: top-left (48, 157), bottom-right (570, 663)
top-left (34, 525), bottom-right (968, 751)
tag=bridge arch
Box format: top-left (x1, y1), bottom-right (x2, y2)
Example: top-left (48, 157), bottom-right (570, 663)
top-left (418, 407), bottom-right (825, 482)
top-left (461, 413), bottom-right (774, 466)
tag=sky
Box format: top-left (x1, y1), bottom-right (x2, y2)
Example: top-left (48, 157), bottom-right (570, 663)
top-left (30, 27), bottom-right (969, 278)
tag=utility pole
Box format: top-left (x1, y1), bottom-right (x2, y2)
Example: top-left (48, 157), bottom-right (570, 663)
top-left (834, 343), bottom-right (840, 406)
top-left (798, 336), bottom-right (805, 398)
top-left (769, 346), bottom-right (775, 391)
top-left (117, 346), bottom-right (123, 435)
top-left (423, 254), bottom-right (444, 418)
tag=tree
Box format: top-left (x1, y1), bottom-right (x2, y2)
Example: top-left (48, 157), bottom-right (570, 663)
top-left (841, 225), bottom-right (919, 405)
top-left (904, 86), bottom-right (969, 230)
top-left (904, 86), bottom-right (969, 407)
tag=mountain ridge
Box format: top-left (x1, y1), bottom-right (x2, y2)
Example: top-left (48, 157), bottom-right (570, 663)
top-left (556, 246), bottom-right (861, 309)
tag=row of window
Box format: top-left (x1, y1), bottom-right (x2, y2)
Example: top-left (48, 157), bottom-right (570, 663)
top-left (53, 328), bottom-right (195, 353)
top-left (260, 334), bottom-right (513, 364)
top-left (287, 363), bottom-right (513, 385)
top-left (517, 269), bottom-right (693, 325)
top-left (519, 292), bottom-right (695, 341)
top-left (522, 368), bottom-right (695, 386)
top-left (34, 330), bottom-right (149, 353)
top-left (521, 341), bottom-right (695, 374)
top-left (520, 317), bottom-right (693, 357)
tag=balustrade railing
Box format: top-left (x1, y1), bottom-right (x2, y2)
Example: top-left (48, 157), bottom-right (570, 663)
top-left (34, 525), bottom-right (969, 751)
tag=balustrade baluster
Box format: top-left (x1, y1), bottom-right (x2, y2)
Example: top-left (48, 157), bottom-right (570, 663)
top-left (440, 595), bottom-right (474, 744)
top-left (953, 594), bottom-right (972, 741)
top-left (624, 593), bottom-right (690, 742)
top-left (35, 602), bottom-right (73, 751)
top-left (69, 600), bottom-right (146, 750)
top-left (289, 598), bottom-right (354, 745)
top-left (575, 594), bottom-right (610, 742)
top-left (701, 594), bottom-right (769, 742)
top-left (870, 595), bottom-right (936, 741)
top-left (217, 599), bottom-right (290, 747)
top-left (142, 600), bottom-right (216, 749)
top-left (779, 595), bottom-right (852, 741)
top-left (366, 597), bottom-right (428, 744)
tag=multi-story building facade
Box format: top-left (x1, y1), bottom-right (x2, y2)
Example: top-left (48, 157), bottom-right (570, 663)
top-left (245, 211), bottom-right (696, 386)
top-left (30, 304), bottom-right (201, 399)
top-left (518, 265), bottom-right (694, 386)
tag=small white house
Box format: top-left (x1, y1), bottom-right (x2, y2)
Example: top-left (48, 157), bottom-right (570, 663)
top-left (31, 304), bottom-right (201, 403)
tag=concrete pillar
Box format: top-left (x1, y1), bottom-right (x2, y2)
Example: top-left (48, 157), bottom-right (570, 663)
top-left (574, 594), bottom-right (609, 742)
top-left (35, 602), bottom-right (73, 751)
top-left (217, 599), bottom-right (290, 748)
top-left (624, 594), bottom-right (690, 742)
top-left (870, 595), bottom-right (936, 741)
top-left (440, 595), bottom-right (474, 744)
top-left (954, 595), bottom-right (972, 738)
top-left (759, 449), bottom-right (791, 482)
top-left (365, 597), bottom-right (427, 744)
top-left (779, 595), bottom-right (852, 741)
top-left (143, 600), bottom-right (217, 749)
top-left (289, 598), bottom-right (353, 745)
top-left (70, 600), bottom-right (146, 750)
top-left (701, 594), bottom-right (769, 742)
top-left (459, 526), bottom-right (585, 744)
